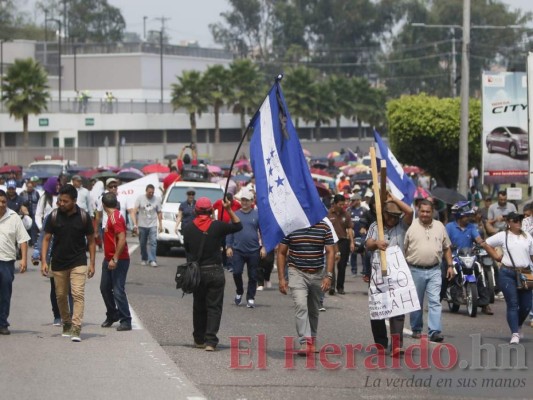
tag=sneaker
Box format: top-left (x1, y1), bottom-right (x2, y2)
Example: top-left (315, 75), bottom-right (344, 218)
top-left (319, 304), bottom-right (326, 312)
top-left (247, 299), bottom-right (255, 308)
top-left (265, 281), bottom-right (272, 289)
top-left (70, 326), bottom-right (81, 342)
top-left (101, 317), bottom-right (119, 328)
top-left (430, 332), bottom-right (444, 343)
top-left (194, 342), bottom-right (206, 349)
top-left (205, 345), bottom-right (216, 352)
top-left (53, 318), bottom-right (61, 326)
top-left (510, 333), bottom-right (520, 345)
top-left (140, 261), bottom-right (148, 266)
top-left (328, 289), bottom-right (335, 295)
top-left (116, 324), bottom-right (132, 331)
top-left (234, 294), bottom-right (242, 306)
top-left (495, 293), bottom-right (505, 300)
top-left (149, 261), bottom-right (158, 267)
top-left (257, 286), bottom-right (264, 291)
top-left (62, 323), bottom-right (72, 337)
top-left (0, 326), bottom-right (10, 335)
top-left (411, 331), bottom-right (422, 339)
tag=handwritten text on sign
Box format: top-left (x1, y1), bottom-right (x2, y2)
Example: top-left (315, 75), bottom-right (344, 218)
top-left (369, 245), bottom-right (421, 320)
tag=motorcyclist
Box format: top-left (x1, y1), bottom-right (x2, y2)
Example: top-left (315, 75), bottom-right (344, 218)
top-left (445, 201), bottom-right (493, 315)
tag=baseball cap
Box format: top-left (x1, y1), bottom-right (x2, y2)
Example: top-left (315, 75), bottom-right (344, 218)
top-left (6, 180), bottom-right (16, 189)
top-left (186, 187), bottom-right (196, 195)
top-left (106, 178), bottom-right (119, 187)
top-left (29, 176), bottom-right (40, 183)
top-left (350, 193), bottom-right (361, 201)
top-left (71, 175), bottom-right (82, 181)
top-left (195, 197), bottom-right (212, 211)
top-left (240, 189), bottom-right (254, 200)
top-left (383, 201), bottom-right (403, 217)
top-left (505, 212), bottom-right (524, 221)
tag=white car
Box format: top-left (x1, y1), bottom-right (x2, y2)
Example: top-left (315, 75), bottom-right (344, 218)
top-left (157, 181), bottom-right (224, 255)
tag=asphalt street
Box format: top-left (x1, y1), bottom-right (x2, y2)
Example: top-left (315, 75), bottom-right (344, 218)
top-left (3, 236), bottom-right (533, 400)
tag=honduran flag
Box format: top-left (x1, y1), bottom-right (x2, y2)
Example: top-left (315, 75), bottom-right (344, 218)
top-left (250, 80), bottom-right (327, 252)
top-left (374, 130), bottom-right (417, 206)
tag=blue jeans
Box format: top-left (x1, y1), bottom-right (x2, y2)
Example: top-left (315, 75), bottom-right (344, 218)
top-left (232, 250), bottom-right (259, 301)
top-left (0, 261), bottom-right (15, 328)
top-left (499, 267), bottom-right (532, 334)
top-left (100, 259), bottom-right (132, 324)
top-left (138, 226), bottom-right (157, 263)
top-left (409, 265), bottom-right (442, 336)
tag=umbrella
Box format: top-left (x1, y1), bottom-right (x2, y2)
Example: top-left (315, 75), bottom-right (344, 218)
top-left (403, 165), bottom-right (422, 174)
top-left (413, 186), bottom-right (431, 200)
top-left (327, 151), bottom-right (340, 159)
top-left (430, 187), bottom-right (467, 205)
top-left (233, 174), bottom-right (251, 183)
top-left (207, 165), bottom-right (222, 174)
top-left (142, 164), bottom-right (170, 174)
top-left (314, 181), bottom-right (330, 197)
top-left (78, 169), bottom-right (101, 179)
top-left (303, 149), bottom-right (312, 157)
top-left (0, 165), bottom-right (22, 174)
top-left (344, 165), bottom-right (370, 176)
top-left (310, 168), bottom-right (330, 177)
top-left (234, 159), bottom-right (250, 170)
top-left (118, 167), bottom-right (144, 177)
top-left (164, 154), bottom-right (177, 160)
top-left (117, 171), bottom-right (144, 181)
top-left (93, 171), bottom-right (118, 180)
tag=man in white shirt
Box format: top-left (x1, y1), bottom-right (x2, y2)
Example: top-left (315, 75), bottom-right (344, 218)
top-left (71, 175), bottom-right (91, 213)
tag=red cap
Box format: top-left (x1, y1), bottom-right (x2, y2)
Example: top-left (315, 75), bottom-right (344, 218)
top-left (195, 197), bottom-right (212, 211)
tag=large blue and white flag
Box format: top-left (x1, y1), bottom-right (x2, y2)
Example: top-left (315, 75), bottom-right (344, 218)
top-left (374, 130), bottom-right (416, 206)
top-left (250, 81), bottom-right (327, 252)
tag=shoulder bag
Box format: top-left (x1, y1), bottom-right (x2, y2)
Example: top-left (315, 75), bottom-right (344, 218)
top-left (506, 231), bottom-right (533, 291)
top-left (175, 232), bottom-right (206, 295)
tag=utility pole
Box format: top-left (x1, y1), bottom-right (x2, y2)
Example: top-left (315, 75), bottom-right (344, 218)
top-left (154, 16), bottom-right (170, 107)
top-left (458, 0), bottom-right (471, 196)
top-left (450, 28), bottom-right (457, 98)
top-left (143, 16), bottom-right (147, 40)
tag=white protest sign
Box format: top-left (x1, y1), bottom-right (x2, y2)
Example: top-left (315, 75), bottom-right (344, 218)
top-left (369, 245), bottom-right (421, 320)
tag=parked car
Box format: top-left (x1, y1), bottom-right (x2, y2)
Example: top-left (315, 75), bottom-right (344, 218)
top-left (23, 157), bottom-right (78, 180)
top-left (486, 126), bottom-right (528, 158)
top-left (156, 181), bottom-right (224, 255)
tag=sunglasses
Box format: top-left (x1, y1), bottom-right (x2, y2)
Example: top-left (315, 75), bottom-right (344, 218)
top-left (108, 185), bottom-right (118, 189)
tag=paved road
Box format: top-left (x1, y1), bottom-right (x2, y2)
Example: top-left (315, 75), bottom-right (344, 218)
top-left (3, 237), bottom-right (533, 400)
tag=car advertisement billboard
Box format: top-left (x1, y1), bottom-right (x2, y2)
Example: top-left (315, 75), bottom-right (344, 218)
top-left (481, 71), bottom-right (528, 185)
top-left (528, 53), bottom-right (533, 186)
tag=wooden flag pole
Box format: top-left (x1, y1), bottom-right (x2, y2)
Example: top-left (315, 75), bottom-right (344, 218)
top-left (369, 147), bottom-right (387, 276)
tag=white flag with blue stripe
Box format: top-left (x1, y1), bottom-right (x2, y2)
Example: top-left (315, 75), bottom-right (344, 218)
top-left (374, 130), bottom-right (416, 205)
top-left (250, 81), bottom-right (327, 252)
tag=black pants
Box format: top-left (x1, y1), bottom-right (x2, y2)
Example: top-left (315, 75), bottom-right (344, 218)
top-left (192, 266), bottom-right (225, 347)
top-left (332, 238), bottom-right (350, 291)
top-left (257, 250), bottom-right (275, 285)
top-left (370, 315), bottom-right (405, 349)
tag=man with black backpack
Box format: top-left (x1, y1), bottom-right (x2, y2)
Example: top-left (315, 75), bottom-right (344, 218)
top-left (41, 184), bottom-right (95, 342)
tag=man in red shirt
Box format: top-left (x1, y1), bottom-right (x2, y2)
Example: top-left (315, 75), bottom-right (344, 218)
top-left (100, 192), bottom-right (132, 331)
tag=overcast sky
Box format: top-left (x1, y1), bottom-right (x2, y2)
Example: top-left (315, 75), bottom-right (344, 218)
top-left (20, 0), bottom-right (533, 48)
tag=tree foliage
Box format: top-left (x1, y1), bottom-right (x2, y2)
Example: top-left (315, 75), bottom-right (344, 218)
top-left (1, 58), bottom-right (50, 147)
top-left (202, 64), bottom-right (232, 143)
top-left (387, 94), bottom-right (481, 188)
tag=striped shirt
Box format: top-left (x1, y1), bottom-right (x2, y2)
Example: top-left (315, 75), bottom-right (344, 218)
top-left (281, 221), bottom-right (335, 269)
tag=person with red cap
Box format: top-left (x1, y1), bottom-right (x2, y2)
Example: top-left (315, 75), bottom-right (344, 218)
top-left (182, 196), bottom-right (242, 352)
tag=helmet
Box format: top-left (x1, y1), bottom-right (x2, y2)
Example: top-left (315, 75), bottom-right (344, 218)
top-left (451, 201), bottom-right (474, 218)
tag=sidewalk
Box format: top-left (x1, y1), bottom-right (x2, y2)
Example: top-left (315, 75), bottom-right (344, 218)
top-left (0, 243), bottom-right (206, 400)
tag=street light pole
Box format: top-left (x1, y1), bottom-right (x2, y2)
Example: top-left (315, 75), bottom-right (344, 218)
top-left (46, 18), bottom-right (62, 111)
top-left (73, 43), bottom-right (78, 92)
top-left (159, 30), bottom-right (163, 109)
top-left (458, 0), bottom-right (471, 196)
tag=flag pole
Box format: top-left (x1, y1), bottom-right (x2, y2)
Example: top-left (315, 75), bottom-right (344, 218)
top-left (219, 74), bottom-right (282, 221)
top-left (370, 146), bottom-right (387, 276)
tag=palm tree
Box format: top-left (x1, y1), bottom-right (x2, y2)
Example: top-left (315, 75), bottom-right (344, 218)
top-left (327, 74), bottom-right (354, 140)
top-left (2, 58), bottom-right (50, 148)
top-left (351, 77), bottom-right (387, 137)
top-left (282, 66), bottom-right (317, 131)
top-left (170, 70), bottom-right (208, 144)
top-left (308, 80), bottom-right (335, 141)
top-left (228, 59), bottom-right (265, 135)
top-left (202, 64), bottom-right (231, 144)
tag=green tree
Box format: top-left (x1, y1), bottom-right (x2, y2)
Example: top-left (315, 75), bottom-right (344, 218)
top-left (228, 59), bottom-right (265, 134)
top-left (306, 79), bottom-right (335, 141)
top-left (202, 64), bottom-right (231, 144)
top-left (170, 70), bottom-right (208, 144)
top-left (387, 94), bottom-right (481, 187)
top-left (282, 66), bottom-right (317, 129)
top-left (327, 74), bottom-right (354, 140)
top-left (1, 58), bottom-right (50, 148)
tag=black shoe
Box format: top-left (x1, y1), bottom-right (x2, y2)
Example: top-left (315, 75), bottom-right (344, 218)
top-left (101, 317), bottom-right (119, 328)
top-left (0, 326), bottom-right (10, 335)
top-left (116, 324), bottom-right (132, 331)
top-left (430, 332), bottom-right (444, 343)
top-left (337, 289), bottom-right (346, 295)
top-left (329, 289), bottom-right (335, 295)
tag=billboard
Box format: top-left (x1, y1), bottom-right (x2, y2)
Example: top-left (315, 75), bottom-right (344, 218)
top-left (481, 72), bottom-right (528, 185)
top-left (529, 53), bottom-right (533, 186)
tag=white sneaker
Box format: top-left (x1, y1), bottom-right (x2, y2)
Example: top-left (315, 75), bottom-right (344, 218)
top-left (265, 281), bottom-right (272, 289)
top-left (510, 333), bottom-right (520, 344)
top-left (140, 261), bottom-right (148, 266)
top-left (150, 261), bottom-right (158, 267)
top-left (247, 299), bottom-right (255, 308)
top-left (257, 286), bottom-right (264, 291)
top-left (319, 305), bottom-right (326, 312)
top-left (495, 293), bottom-right (505, 300)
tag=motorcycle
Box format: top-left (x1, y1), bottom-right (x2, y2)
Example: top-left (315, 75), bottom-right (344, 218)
top-left (477, 246), bottom-right (496, 304)
top-left (446, 247), bottom-right (487, 317)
